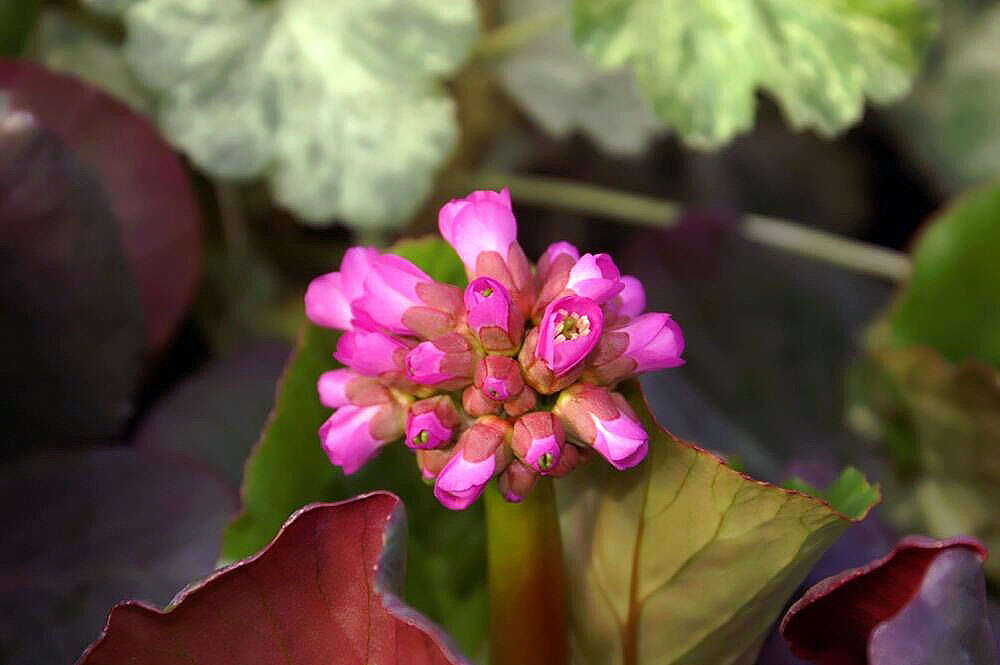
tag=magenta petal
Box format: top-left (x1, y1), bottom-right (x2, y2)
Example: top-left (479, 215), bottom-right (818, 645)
top-left (565, 253), bottom-right (624, 304)
top-left (535, 296), bottom-right (604, 375)
top-left (522, 434), bottom-right (562, 473)
top-left (590, 412), bottom-right (649, 470)
top-left (319, 405), bottom-right (387, 474)
top-left (317, 369), bottom-right (357, 408)
top-left (437, 189), bottom-right (517, 271)
top-left (465, 277), bottom-right (512, 334)
top-left (305, 272), bottom-right (353, 330)
top-left (357, 254), bottom-right (432, 335)
top-left (405, 341), bottom-right (452, 384)
top-left (405, 410), bottom-right (454, 450)
top-left (620, 313), bottom-right (685, 372)
top-left (613, 275), bottom-right (646, 320)
top-left (334, 330), bottom-right (406, 376)
top-left (540, 241), bottom-right (579, 266)
top-left (433, 454), bottom-right (496, 510)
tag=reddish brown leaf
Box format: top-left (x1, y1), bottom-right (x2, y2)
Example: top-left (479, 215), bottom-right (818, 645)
top-left (77, 493), bottom-right (468, 665)
top-left (781, 536), bottom-right (992, 665)
top-left (0, 58), bottom-right (201, 352)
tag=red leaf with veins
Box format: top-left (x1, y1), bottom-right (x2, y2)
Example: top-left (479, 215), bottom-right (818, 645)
top-left (77, 493), bottom-right (468, 665)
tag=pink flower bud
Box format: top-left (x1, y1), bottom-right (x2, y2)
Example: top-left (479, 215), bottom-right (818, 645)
top-left (512, 412), bottom-right (564, 474)
top-left (554, 384), bottom-right (648, 470)
top-left (464, 277), bottom-right (524, 353)
top-left (564, 253), bottom-right (624, 304)
top-left (404, 333), bottom-right (476, 389)
top-left (319, 400), bottom-right (405, 474)
top-left (318, 369), bottom-right (390, 408)
top-left (604, 275), bottom-right (645, 324)
top-left (405, 396), bottom-right (460, 450)
top-left (474, 355), bottom-right (524, 402)
top-left (498, 460), bottom-right (538, 503)
top-left (535, 296), bottom-right (604, 376)
top-left (536, 242), bottom-right (579, 286)
top-left (585, 313), bottom-right (685, 384)
top-left (504, 385), bottom-right (537, 417)
top-left (462, 384), bottom-right (501, 417)
top-left (439, 189), bottom-right (517, 268)
top-left (304, 247), bottom-right (379, 330)
top-left (354, 254), bottom-right (462, 339)
top-left (433, 417), bottom-right (513, 510)
top-left (334, 329), bottom-right (411, 378)
top-left (518, 327), bottom-right (583, 395)
top-left (547, 442), bottom-right (589, 478)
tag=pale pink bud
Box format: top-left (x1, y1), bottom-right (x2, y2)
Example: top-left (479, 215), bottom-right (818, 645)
top-left (498, 460), bottom-right (538, 503)
top-left (518, 327), bottom-right (582, 395)
top-left (564, 253), bottom-right (624, 304)
top-left (536, 241), bottom-right (579, 286)
top-left (512, 412), bottom-right (564, 474)
top-left (354, 254), bottom-right (462, 339)
top-left (585, 313), bottom-right (684, 384)
top-left (463, 384), bottom-right (501, 417)
top-left (504, 385), bottom-right (537, 418)
top-left (535, 295), bottom-right (604, 376)
top-left (405, 396), bottom-right (460, 450)
top-left (474, 355), bottom-right (524, 402)
top-left (334, 329), bottom-right (410, 378)
top-left (318, 369), bottom-right (390, 408)
top-left (464, 277), bottom-right (524, 353)
top-left (404, 333), bottom-right (476, 389)
top-left (433, 417), bottom-right (513, 510)
top-left (319, 400), bottom-right (405, 474)
top-left (554, 384), bottom-right (648, 470)
top-left (304, 247), bottom-right (379, 330)
top-left (604, 275), bottom-right (646, 324)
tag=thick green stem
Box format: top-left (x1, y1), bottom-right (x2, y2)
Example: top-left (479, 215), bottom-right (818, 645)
top-left (484, 478), bottom-right (569, 665)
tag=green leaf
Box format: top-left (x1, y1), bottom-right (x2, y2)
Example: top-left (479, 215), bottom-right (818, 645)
top-left (220, 238), bottom-right (487, 656)
top-left (556, 380), bottom-right (879, 665)
top-left (499, 0), bottom-right (661, 155)
top-left (0, 0), bottom-right (39, 57)
top-left (849, 344), bottom-right (1000, 582)
top-left (85, 0), bottom-right (477, 229)
top-left (571, 0), bottom-right (937, 148)
top-left (887, 183), bottom-right (1000, 367)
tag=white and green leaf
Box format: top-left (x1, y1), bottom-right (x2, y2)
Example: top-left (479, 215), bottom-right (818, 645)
top-left (85, 0), bottom-right (478, 228)
top-left (572, 0), bottom-right (937, 148)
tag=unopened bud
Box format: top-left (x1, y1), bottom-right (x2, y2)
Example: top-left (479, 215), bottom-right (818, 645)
top-left (475, 355), bottom-right (524, 402)
top-left (405, 395), bottom-right (460, 450)
top-left (584, 313), bottom-right (684, 384)
top-left (463, 384), bottom-right (501, 417)
top-left (433, 417), bottom-right (513, 510)
top-left (404, 333), bottom-right (477, 390)
top-left (465, 277), bottom-right (524, 353)
top-left (553, 384), bottom-right (648, 470)
top-left (511, 412), bottom-right (565, 474)
top-left (504, 385), bottom-right (537, 417)
top-left (498, 460), bottom-right (538, 503)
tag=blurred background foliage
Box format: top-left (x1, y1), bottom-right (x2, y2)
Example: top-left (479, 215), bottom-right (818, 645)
top-left (2, 0), bottom-right (1000, 663)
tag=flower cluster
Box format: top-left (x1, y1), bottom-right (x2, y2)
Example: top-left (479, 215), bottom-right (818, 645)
top-left (305, 189), bottom-right (684, 510)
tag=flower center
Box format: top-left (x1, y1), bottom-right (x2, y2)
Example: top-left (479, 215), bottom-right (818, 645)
top-left (416, 430), bottom-right (429, 444)
top-left (553, 309), bottom-right (591, 343)
top-left (538, 452), bottom-right (554, 470)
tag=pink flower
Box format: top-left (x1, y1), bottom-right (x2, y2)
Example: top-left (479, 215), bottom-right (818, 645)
top-left (405, 396), bottom-right (460, 450)
top-left (564, 253), bottom-right (624, 304)
top-left (334, 329), bottom-right (410, 377)
top-left (355, 254), bottom-right (462, 339)
top-left (586, 313), bottom-right (684, 384)
top-left (465, 277), bottom-right (524, 352)
top-left (605, 275), bottom-right (645, 323)
top-left (535, 296), bottom-right (604, 376)
top-left (536, 242), bottom-right (579, 285)
top-left (474, 355), bottom-right (524, 402)
top-left (512, 412), bottom-right (564, 474)
top-left (319, 401), bottom-right (404, 474)
top-left (404, 333), bottom-right (476, 389)
top-left (304, 247), bottom-right (379, 330)
top-left (554, 384), bottom-right (648, 470)
top-left (434, 417), bottom-right (512, 510)
top-left (438, 189), bottom-right (517, 272)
